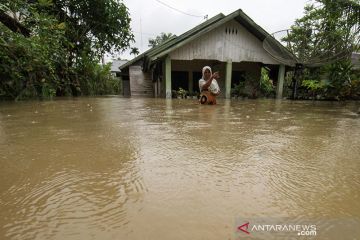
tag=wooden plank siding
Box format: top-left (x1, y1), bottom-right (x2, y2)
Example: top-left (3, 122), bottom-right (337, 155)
top-left (169, 20), bottom-right (279, 65)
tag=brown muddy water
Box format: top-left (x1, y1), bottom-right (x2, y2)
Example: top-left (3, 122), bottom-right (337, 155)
top-left (0, 97), bottom-right (359, 240)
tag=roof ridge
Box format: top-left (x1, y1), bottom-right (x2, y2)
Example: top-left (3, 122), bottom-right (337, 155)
top-left (120, 8), bottom-right (296, 70)
top-left (119, 13), bottom-right (225, 70)
top-left (147, 13), bottom-right (225, 58)
top-left (149, 10), bottom-right (243, 60)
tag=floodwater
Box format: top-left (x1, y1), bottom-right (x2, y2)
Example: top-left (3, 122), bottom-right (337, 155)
top-left (0, 97), bottom-right (359, 240)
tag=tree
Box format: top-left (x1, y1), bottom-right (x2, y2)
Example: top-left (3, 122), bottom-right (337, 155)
top-left (0, 0), bottom-right (134, 100)
top-left (130, 47), bottom-right (140, 56)
top-left (0, 10), bottom-right (30, 37)
top-left (148, 32), bottom-right (175, 48)
top-left (46, 0), bottom-right (134, 61)
top-left (283, 0), bottom-right (360, 99)
top-left (283, 0), bottom-right (359, 64)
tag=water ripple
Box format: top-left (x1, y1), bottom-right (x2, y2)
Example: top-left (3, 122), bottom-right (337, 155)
top-left (1, 168), bottom-right (145, 239)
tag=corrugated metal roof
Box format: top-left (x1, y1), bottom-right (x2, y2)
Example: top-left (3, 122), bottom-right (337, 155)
top-left (111, 60), bottom-right (128, 72)
top-left (351, 52), bottom-right (360, 69)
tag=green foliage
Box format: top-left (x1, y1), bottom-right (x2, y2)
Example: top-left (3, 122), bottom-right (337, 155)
top-left (48, 0), bottom-right (134, 57)
top-left (176, 87), bottom-right (188, 98)
top-left (130, 47), bottom-right (140, 56)
top-left (302, 79), bottom-right (324, 92)
top-left (325, 60), bottom-right (355, 99)
top-left (0, 7), bottom-right (68, 100)
top-left (148, 32), bottom-right (175, 48)
top-left (283, 0), bottom-right (359, 63)
top-left (349, 78), bottom-right (360, 99)
top-left (77, 61), bottom-right (121, 95)
top-left (0, 0), bottom-right (133, 100)
top-left (260, 68), bottom-right (274, 96)
top-left (284, 0), bottom-right (360, 100)
top-left (231, 82), bottom-right (246, 97)
top-left (301, 79), bottom-right (326, 99)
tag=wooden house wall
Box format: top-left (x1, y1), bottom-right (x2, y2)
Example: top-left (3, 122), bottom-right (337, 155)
top-left (169, 20), bottom-right (279, 65)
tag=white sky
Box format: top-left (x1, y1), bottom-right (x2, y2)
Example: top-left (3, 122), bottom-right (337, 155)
top-left (108, 0), bottom-right (310, 61)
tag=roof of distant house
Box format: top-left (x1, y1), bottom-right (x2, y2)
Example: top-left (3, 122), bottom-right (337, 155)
top-left (351, 52), bottom-right (360, 69)
top-left (111, 60), bottom-right (128, 72)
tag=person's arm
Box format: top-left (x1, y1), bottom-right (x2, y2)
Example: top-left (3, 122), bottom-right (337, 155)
top-left (202, 72), bottom-right (219, 90)
top-left (213, 88), bottom-right (221, 96)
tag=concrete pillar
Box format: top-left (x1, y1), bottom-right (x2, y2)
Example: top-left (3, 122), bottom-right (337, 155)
top-left (188, 71), bottom-right (193, 93)
top-left (225, 59), bottom-right (232, 99)
top-left (276, 64), bottom-right (285, 99)
top-left (165, 55), bottom-right (172, 99)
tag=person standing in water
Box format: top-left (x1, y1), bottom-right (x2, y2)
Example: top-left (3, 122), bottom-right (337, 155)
top-left (198, 66), bottom-right (221, 105)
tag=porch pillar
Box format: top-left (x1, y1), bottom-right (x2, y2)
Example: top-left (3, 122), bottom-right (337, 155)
top-left (225, 59), bottom-right (232, 99)
top-left (165, 55), bottom-right (172, 98)
top-left (154, 81), bottom-right (158, 97)
top-left (188, 71), bottom-right (193, 93)
top-left (276, 64), bottom-right (285, 99)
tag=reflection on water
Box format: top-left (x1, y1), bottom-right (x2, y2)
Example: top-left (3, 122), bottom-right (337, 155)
top-left (0, 98), bottom-right (359, 239)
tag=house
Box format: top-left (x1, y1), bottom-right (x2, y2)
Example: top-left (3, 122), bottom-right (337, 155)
top-left (119, 9), bottom-right (296, 99)
top-left (110, 59), bottom-right (129, 96)
top-left (111, 59), bottom-right (128, 77)
top-left (351, 52), bottom-right (360, 70)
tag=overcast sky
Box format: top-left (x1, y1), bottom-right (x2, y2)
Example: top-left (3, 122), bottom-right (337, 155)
top-left (110, 0), bottom-right (310, 61)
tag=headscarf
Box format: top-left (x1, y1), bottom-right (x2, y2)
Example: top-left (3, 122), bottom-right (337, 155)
top-left (202, 66), bottom-right (212, 80)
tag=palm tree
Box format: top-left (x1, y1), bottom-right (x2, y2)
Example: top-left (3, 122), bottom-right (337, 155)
top-left (148, 32), bottom-right (175, 48)
top-left (130, 47), bottom-right (140, 56)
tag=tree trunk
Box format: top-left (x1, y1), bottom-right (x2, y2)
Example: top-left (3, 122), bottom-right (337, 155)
top-left (0, 11), bottom-right (30, 37)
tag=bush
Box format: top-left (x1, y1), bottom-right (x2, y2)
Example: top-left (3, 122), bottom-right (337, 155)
top-left (324, 60), bottom-right (353, 99)
top-left (0, 0), bottom-right (131, 101)
top-left (260, 68), bottom-right (275, 97)
top-left (301, 79), bottom-right (325, 98)
top-left (231, 82), bottom-right (246, 97)
top-left (176, 87), bottom-right (188, 98)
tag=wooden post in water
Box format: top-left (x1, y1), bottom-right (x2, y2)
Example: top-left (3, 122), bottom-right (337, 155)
top-left (165, 55), bottom-right (172, 99)
top-left (276, 64), bottom-right (285, 99)
top-left (225, 59), bottom-right (232, 99)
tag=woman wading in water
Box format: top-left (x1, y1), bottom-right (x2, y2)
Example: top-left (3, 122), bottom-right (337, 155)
top-left (198, 66), bottom-right (220, 105)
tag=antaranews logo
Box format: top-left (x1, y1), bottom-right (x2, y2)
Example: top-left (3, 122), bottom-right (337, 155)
top-left (236, 221), bottom-right (317, 237)
top-left (237, 222), bottom-right (250, 234)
